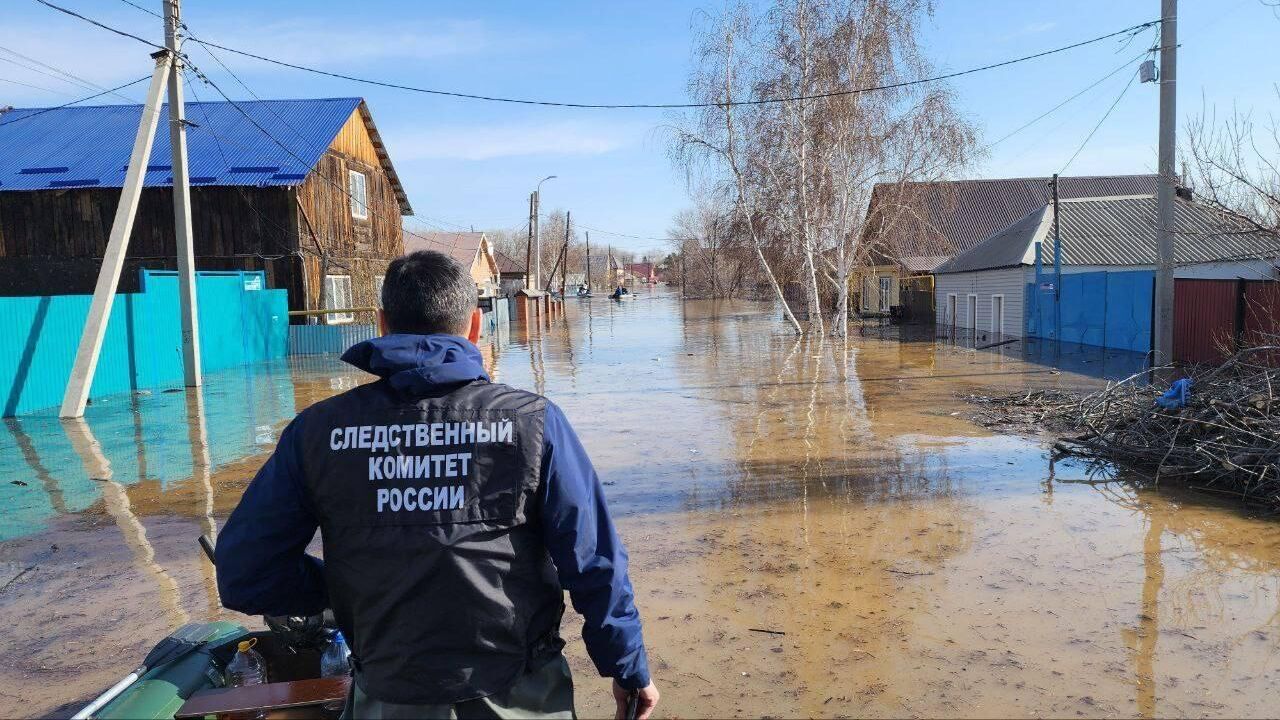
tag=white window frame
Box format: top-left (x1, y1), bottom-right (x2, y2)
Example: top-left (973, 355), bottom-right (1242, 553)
top-left (966, 293), bottom-right (977, 330)
top-left (348, 169), bottom-right (368, 220)
top-left (991, 294), bottom-right (1005, 336)
top-left (324, 274), bottom-right (354, 324)
top-left (878, 276), bottom-right (892, 312)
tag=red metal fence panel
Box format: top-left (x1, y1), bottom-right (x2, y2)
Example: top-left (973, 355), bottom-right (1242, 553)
top-left (1173, 279), bottom-right (1238, 364)
top-left (1242, 281), bottom-right (1280, 365)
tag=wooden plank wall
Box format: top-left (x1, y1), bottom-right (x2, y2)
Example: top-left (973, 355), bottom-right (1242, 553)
top-left (294, 109), bottom-right (404, 316)
top-left (0, 186), bottom-right (303, 299)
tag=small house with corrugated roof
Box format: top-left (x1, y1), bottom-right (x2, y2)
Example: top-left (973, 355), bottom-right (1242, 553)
top-left (933, 194), bottom-right (1280, 351)
top-left (403, 231), bottom-right (499, 297)
top-left (0, 97), bottom-right (411, 322)
top-left (855, 174), bottom-right (1159, 317)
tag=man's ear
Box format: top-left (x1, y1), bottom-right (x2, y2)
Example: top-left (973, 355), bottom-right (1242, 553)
top-left (465, 308), bottom-right (482, 343)
top-left (377, 309), bottom-right (389, 337)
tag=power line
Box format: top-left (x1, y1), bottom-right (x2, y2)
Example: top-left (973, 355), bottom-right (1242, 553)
top-left (1059, 65), bottom-right (1141, 174)
top-left (0, 43), bottom-right (141, 102)
top-left (983, 48), bottom-right (1149, 152)
top-left (34, 0), bottom-right (163, 50)
top-left (186, 20), bottom-right (1157, 109)
top-left (35, 0), bottom-right (1158, 110)
top-left (0, 75), bottom-right (150, 126)
top-left (0, 73), bottom-right (75, 96)
top-left (184, 58), bottom-right (455, 252)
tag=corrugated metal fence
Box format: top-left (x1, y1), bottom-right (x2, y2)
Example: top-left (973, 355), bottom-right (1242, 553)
top-left (1025, 270), bottom-right (1153, 352)
top-left (1174, 279), bottom-right (1280, 364)
top-left (286, 298), bottom-right (510, 356)
top-left (0, 270), bottom-right (288, 417)
top-left (288, 323), bottom-right (379, 356)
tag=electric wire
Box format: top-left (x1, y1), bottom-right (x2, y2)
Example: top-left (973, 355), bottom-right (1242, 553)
top-left (0, 75), bottom-right (151, 126)
top-left (0, 73), bottom-right (75, 96)
top-left (982, 48), bottom-right (1149, 152)
top-left (35, 0), bottom-right (1158, 111)
top-left (0, 43), bottom-right (142, 102)
top-left (1058, 65), bottom-right (1142, 174)
top-left (184, 58), bottom-right (455, 252)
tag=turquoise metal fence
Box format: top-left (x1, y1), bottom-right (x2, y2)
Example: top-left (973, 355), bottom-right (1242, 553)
top-left (0, 269), bottom-right (288, 417)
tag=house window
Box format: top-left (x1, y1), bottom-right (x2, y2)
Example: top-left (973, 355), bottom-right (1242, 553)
top-left (348, 170), bottom-right (368, 219)
top-left (966, 293), bottom-right (978, 330)
top-left (374, 275), bottom-right (385, 308)
top-left (947, 293), bottom-right (957, 330)
top-left (991, 294), bottom-right (1005, 337)
top-left (878, 276), bottom-right (892, 312)
top-left (324, 274), bottom-right (354, 323)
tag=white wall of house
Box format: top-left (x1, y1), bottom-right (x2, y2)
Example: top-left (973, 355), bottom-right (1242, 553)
top-left (934, 267), bottom-right (1026, 339)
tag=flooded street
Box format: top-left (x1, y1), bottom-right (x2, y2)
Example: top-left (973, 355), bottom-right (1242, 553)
top-left (3, 291), bottom-right (1280, 718)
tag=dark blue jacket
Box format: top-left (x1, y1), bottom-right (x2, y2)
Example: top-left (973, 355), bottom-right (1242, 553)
top-left (216, 333), bottom-right (650, 690)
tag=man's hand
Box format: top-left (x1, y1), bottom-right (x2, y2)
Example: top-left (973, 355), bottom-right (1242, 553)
top-left (613, 679), bottom-right (659, 720)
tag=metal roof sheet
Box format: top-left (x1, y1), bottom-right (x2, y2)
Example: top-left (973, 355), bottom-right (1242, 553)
top-left (937, 196), bottom-right (1280, 273)
top-left (0, 97), bottom-right (378, 194)
top-left (863, 174), bottom-right (1160, 262)
top-left (405, 231), bottom-right (487, 267)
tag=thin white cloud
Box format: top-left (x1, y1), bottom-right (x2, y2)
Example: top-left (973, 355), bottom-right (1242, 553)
top-left (393, 121), bottom-right (640, 161)
top-left (1001, 21), bottom-right (1057, 41)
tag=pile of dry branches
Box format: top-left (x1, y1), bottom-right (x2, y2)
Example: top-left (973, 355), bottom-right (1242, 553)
top-left (970, 345), bottom-right (1280, 508)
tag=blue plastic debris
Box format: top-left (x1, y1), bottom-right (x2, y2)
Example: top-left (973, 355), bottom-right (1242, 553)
top-left (1155, 378), bottom-right (1193, 409)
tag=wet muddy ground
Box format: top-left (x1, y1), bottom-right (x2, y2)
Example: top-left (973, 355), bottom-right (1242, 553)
top-left (2, 292), bottom-right (1279, 718)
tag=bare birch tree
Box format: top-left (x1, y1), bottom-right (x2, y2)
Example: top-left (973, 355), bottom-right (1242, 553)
top-left (672, 4), bottom-right (805, 334)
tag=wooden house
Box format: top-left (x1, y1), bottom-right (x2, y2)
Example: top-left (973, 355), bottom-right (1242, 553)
top-left (0, 97), bottom-right (411, 322)
top-left (404, 231), bottom-right (499, 297)
top-left (493, 250), bottom-right (529, 295)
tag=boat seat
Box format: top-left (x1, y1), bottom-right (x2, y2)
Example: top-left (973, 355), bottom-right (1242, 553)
top-left (175, 676), bottom-right (348, 719)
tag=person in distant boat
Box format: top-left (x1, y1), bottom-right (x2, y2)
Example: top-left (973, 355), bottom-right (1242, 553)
top-left (610, 286), bottom-right (629, 299)
top-left (216, 250), bottom-right (659, 720)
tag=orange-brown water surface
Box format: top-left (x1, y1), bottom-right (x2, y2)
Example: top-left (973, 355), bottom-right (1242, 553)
top-left (2, 292), bottom-right (1278, 718)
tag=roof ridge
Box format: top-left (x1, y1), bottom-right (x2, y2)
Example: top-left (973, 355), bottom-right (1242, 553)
top-left (2, 97), bottom-right (364, 114)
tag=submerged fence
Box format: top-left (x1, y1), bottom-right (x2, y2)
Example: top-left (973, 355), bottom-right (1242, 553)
top-left (0, 269), bottom-right (287, 417)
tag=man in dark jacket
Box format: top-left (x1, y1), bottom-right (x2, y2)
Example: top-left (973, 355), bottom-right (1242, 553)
top-left (216, 250), bottom-right (659, 719)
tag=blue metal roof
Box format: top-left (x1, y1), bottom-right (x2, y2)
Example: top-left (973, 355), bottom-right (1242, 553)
top-left (0, 97), bottom-right (363, 192)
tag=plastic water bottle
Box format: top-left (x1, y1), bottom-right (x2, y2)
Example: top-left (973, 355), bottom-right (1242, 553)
top-left (320, 631), bottom-right (351, 677)
top-left (225, 638), bottom-right (267, 688)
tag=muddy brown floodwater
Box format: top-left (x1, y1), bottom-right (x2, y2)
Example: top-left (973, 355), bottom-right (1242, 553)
top-left (2, 292), bottom-right (1279, 719)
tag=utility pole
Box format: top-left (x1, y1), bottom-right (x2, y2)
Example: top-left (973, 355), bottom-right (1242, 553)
top-left (560, 211), bottom-right (570, 297)
top-left (62, 0), bottom-right (201, 418)
top-left (1152, 0), bottom-right (1178, 370)
top-left (166, 0), bottom-right (201, 388)
top-left (525, 192), bottom-right (534, 292)
top-left (585, 231), bottom-right (591, 291)
top-left (532, 175), bottom-right (556, 292)
top-left (532, 191), bottom-right (541, 291)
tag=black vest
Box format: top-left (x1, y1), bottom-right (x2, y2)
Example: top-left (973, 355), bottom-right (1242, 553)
top-left (300, 378), bottom-right (565, 705)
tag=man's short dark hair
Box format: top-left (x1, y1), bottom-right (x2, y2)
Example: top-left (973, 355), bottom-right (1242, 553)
top-left (381, 250), bottom-right (477, 335)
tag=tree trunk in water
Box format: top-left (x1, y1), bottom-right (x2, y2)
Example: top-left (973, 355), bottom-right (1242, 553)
top-left (756, 245), bottom-right (803, 334)
top-left (832, 273), bottom-right (849, 337)
top-left (804, 249), bottom-right (825, 334)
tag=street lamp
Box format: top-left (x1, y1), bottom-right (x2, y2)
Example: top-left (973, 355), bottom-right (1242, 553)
top-left (533, 175), bottom-right (556, 290)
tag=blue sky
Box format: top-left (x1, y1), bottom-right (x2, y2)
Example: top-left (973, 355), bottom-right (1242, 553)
top-left (2, 1), bottom-right (1278, 256)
